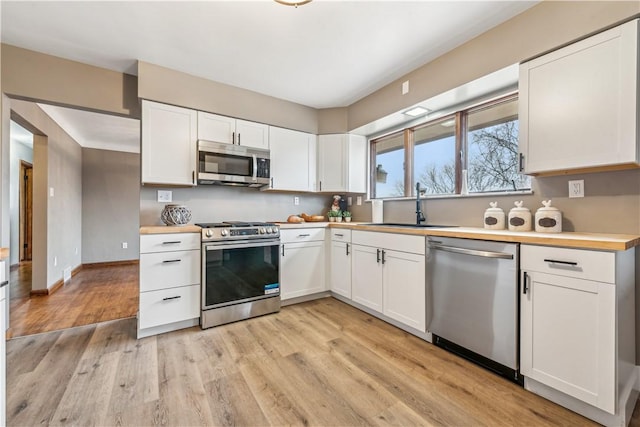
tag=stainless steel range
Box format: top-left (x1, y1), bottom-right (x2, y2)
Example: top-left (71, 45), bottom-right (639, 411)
top-left (197, 221), bottom-right (280, 329)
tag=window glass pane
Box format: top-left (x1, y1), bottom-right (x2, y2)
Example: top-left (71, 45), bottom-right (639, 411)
top-left (467, 97), bottom-right (530, 193)
top-left (372, 132), bottom-right (405, 198)
top-left (414, 118), bottom-right (456, 195)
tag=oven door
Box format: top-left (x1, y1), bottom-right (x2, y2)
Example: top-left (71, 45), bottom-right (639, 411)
top-left (202, 239), bottom-right (280, 309)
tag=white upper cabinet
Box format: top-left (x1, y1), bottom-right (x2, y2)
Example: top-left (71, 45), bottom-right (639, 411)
top-left (318, 134), bottom-right (367, 193)
top-left (141, 100), bottom-right (197, 186)
top-left (197, 111), bottom-right (269, 150)
top-left (268, 126), bottom-right (317, 192)
top-left (519, 19), bottom-right (639, 175)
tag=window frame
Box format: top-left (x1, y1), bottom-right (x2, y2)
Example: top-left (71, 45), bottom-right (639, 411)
top-left (369, 93), bottom-right (525, 199)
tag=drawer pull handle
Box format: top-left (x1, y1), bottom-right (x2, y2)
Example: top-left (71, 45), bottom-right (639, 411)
top-left (162, 296), bottom-right (181, 301)
top-left (334, 233), bottom-right (344, 237)
top-left (162, 259), bottom-right (182, 263)
top-left (0, 280), bottom-right (8, 289)
top-left (346, 243), bottom-right (350, 256)
top-left (162, 241), bottom-right (181, 245)
top-left (297, 234), bottom-right (310, 238)
top-left (543, 258), bottom-right (578, 266)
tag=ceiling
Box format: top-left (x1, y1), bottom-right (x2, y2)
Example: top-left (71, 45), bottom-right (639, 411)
top-left (1, 1), bottom-right (537, 109)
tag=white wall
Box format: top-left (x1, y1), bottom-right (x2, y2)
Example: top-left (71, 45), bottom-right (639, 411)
top-left (9, 138), bottom-right (33, 266)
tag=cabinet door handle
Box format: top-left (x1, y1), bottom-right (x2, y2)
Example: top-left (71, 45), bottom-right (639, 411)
top-left (162, 259), bottom-right (181, 263)
top-left (162, 295), bottom-right (181, 301)
top-left (162, 241), bottom-right (181, 245)
top-left (519, 153), bottom-right (525, 172)
top-left (281, 245), bottom-right (285, 257)
top-left (271, 177), bottom-right (274, 188)
top-left (238, 133), bottom-right (241, 145)
top-left (192, 170), bottom-right (195, 185)
top-left (381, 249), bottom-right (386, 264)
top-left (376, 248), bottom-right (381, 263)
top-left (319, 181), bottom-right (322, 191)
top-left (232, 131), bottom-right (236, 144)
top-left (0, 280), bottom-right (8, 289)
top-left (543, 258), bottom-right (578, 266)
top-left (523, 271), bottom-right (529, 294)
top-left (346, 243), bottom-right (350, 256)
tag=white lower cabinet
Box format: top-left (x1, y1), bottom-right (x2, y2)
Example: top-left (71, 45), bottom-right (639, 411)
top-left (280, 228), bottom-right (325, 300)
top-left (521, 244), bottom-right (635, 424)
top-left (0, 260), bottom-right (6, 427)
top-left (351, 231), bottom-right (426, 332)
top-left (138, 233), bottom-right (201, 338)
top-left (329, 229), bottom-right (352, 299)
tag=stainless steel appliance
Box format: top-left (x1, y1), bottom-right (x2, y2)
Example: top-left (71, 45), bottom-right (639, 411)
top-left (426, 236), bottom-right (521, 383)
top-left (198, 140), bottom-right (270, 187)
top-left (198, 221), bottom-right (280, 329)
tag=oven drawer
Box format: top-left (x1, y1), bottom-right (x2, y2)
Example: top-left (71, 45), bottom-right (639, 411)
top-left (140, 233), bottom-right (200, 254)
top-left (521, 245), bottom-right (615, 283)
top-left (280, 228), bottom-right (325, 243)
top-left (139, 285), bottom-right (200, 329)
top-left (140, 250), bottom-right (200, 292)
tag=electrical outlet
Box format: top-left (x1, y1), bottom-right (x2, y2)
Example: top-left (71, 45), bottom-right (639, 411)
top-left (347, 196), bottom-right (353, 206)
top-left (568, 180), bottom-right (584, 198)
top-left (402, 80), bottom-right (409, 95)
top-left (49, 187), bottom-right (55, 197)
top-left (356, 196), bottom-right (362, 206)
top-left (294, 196), bottom-right (299, 206)
top-left (157, 190), bottom-right (172, 203)
top-left (122, 242), bottom-right (128, 249)
top-left (75, 247), bottom-right (78, 255)
top-left (54, 256), bottom-right (57, 267)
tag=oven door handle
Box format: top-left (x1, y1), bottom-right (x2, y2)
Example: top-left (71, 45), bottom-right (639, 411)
top-left (205, 240), bottom-right (280, 251)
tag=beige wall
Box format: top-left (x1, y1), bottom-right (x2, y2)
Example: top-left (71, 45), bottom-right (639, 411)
top-left (10, 100), bottom-right (83, 290)
top-left (347, 1), bottom-right (640, 131)
top-left (138, 61), bottom-right (319, 134)
top-left (1, 44), bottom-right (139, 119)
top-left (82, 149), bottom-right (140, 264)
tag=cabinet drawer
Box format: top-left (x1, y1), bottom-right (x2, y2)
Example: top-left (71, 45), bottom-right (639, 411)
top-left (330, 229), bottom-right (351, 241)
top-left (140, 250), bottom-right (200, 292)
top-left (139, 285), bottom-right (200, 330)
top-left (352, 231), bottom-right (425, 255)
top-left (280, 228), bottom-right (325, 243)
top-left (521, 245), bottom-right (615, 283)
top-left (140, 233), bottom-right (200, 253)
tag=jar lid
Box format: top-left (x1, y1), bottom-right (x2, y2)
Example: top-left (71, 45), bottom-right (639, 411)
top-left (537, 200), bottom-right (560, 212)
top-left (510, 201), bottom-right (530, 213)
top-left (485, 201), bottom-right (504, 213)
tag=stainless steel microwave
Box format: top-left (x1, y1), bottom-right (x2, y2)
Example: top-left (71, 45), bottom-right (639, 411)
top-left (197, 140), bottom-right (270, 187)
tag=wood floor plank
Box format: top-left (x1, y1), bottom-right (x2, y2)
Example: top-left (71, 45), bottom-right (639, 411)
top-left (6, 298), bottom-right (627, 426)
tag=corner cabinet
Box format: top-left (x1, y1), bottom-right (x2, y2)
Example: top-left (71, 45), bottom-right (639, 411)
top-left (267, 127), bottom-right (317, 192)
top-left (317, 134), bottom-right (367, 193)
top-left (520, 244), bottom-right (636, 424)
top-left (141, 100), bottom-right (198, 186)
top-left (280, 228), bottom-right (325, 300)
top-left (351, 231), bottom-right (426, 332)
top-left (519, 19), bottom-right (639, 175)
top-left (138, 233), bottom-right (201, 338)
top-left (197, 111), bottom-right (269, 150)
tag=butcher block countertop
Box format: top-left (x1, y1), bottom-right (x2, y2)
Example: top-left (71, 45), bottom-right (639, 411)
top-left (279, 222), bottom-right (640, 251)
top-left (140, 225), bottom-right (201, 235)
top-left (0, 247), bottom-right (8, 260)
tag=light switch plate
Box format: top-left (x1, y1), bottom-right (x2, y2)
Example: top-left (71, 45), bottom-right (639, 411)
top-left (157, 190), bottom-right (172, 203)
top-left (356, 196), bottom-right (362, 206)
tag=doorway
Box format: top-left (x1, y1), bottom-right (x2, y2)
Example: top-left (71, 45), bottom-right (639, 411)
top-left (19, 161), bottom-right (33, 262)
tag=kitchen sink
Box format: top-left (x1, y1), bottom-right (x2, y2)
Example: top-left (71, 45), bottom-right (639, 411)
top-left (361, 223), bottom-right (459, 228)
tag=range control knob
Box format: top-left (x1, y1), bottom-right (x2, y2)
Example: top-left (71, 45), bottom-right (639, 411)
top-left (205, 229), bottom-right (213, 238)
top-left (221, 229), bottom-right (229, 237)
top-left (259, 227), bottom-right (266, 234)
top-left (271, 227), bottom-right (278, 234)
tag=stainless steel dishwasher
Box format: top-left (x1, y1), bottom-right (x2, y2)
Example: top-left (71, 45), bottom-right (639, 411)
top-left (426, 236), bottom-right (521, 384)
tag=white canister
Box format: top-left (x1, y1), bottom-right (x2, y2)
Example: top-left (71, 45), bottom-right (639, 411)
top-left (508, 201), bottom-right (532, 231)
top-left (483, 202), bottom-right (505, 230)
top-left (535, 200), bottom-right (562, 233)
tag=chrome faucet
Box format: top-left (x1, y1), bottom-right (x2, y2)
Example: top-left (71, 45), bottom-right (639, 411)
top-left (416, 182), bottom-right (426, 225)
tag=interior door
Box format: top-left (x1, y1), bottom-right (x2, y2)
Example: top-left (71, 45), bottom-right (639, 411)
top-left (19, 161), bottom-right (33, 261)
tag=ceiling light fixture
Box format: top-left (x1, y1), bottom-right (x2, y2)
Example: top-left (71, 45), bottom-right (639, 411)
top-left (274, 0), bottom-right (312, 7)
top-left (440, 119), bottom-right (456, 127)
top-left (403, 106), bottom-right (430, 117)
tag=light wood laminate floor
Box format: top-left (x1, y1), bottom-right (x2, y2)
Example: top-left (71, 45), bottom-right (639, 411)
top-left (9, 262), bottom-right (139, 338)
top-left (9, 297), bottom-right (634, 426)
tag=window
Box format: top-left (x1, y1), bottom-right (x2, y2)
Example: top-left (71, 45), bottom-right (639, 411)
top-left (370, 94), bottom-right (529, 198)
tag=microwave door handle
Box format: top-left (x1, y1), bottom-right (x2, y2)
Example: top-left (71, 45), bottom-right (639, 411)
top-left (252, 155), bottom-right (258, 181)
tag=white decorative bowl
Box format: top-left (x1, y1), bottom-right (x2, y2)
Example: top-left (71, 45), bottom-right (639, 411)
top-left (161, 204), bottom-right (192, 226)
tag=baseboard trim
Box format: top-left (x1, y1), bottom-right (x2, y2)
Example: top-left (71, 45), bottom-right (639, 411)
top-left (82, 260), bottom-right (139, 269)
top-left (30, 278), bottom-right (64, 296)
